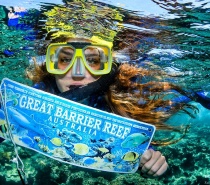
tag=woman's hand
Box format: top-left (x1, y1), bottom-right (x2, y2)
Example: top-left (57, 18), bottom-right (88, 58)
top-left (139, 149), bottom-right (168, 177)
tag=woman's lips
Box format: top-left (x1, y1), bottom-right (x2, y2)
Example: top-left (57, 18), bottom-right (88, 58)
top-left (70, 82), bottom-right (85, 86)
top-left (68, 84), bottom-right (86, 90)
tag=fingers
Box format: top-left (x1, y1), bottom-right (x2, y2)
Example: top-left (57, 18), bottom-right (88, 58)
top-left (140, 149), bottom-right (168, 177)
top-left (141, 150), bottom-right (162, 174)
top-left (139, 149), bottom-right (153, 167)
top-left (153, 161), bottom-right (168, 177)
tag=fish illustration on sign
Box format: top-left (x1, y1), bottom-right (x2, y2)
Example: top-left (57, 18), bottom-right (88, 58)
top-left (38, 144), bottom-right (50, 152)
top-left (90, 137), bottom-right (115, 148)
top-left (122, 151), bottom-right (140, 162)
top-left (7, 107), bottom-right (52, 137)
top-left (34, 136), bottom-right (41, 142)
top-left (50, 137), bottom-right (63, 146)
top-left (71, 143), bottom-right (89, 155)
top-left (121, 133), bottom-right (150, 148)
top-left (98, 147), bottom-right (109, 154)
top-left (1, 89), bottom-right (19, 105)
top-left (57, 128), bottom-right (82, 142)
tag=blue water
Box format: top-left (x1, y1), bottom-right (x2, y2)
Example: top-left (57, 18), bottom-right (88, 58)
top-left (0, 0), bottom-right (209, 184)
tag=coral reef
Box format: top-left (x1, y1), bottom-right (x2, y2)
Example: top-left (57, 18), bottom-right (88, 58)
top-left (0, 118), bottom-right (209, 185)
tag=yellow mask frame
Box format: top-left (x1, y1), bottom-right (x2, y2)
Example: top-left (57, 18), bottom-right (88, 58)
top-left (46, 41), bottom-right (112, 75)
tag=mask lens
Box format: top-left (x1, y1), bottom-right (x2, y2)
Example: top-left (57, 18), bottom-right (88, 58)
top-left (84, 46), bottom-right (109, 71)
top-left (51, 46), bottom-right (75, 71)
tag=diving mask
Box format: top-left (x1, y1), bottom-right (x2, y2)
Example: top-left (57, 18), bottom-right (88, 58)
top-left (46, 42), bottom-right (112, 76)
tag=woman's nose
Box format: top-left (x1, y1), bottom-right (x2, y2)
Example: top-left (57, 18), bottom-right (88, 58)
top-left (71, 57), bottom-right (85, 77)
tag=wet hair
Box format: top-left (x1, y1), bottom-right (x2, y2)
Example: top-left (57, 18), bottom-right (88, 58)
top-left (107, 64), bottom-right (198, 144)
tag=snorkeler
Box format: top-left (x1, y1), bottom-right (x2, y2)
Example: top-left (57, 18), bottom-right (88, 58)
top-left (1, 33), bottom-right (209, 177)
top-left (7, 6), bottom-right (27, 30)
top-left (7, 6), bottom-right (19, 28)
top-left (25, 32), bottom-right (210, 177)
top-left (26, 36), bottom-right (168, 177)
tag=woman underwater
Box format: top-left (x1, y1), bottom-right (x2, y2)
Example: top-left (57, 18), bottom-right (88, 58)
top-left (25, 33), bottom-right (210, 177)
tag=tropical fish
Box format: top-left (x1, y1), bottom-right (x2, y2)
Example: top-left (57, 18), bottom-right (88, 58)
top-left (50, 137), bottom-right (63, 146)
top-left (90, 137), bottom-right (115, 148)
top-left (57, 128), bottom-right (82, 142)
top-left (98, 139), bottom-right (105, 142)
top-left (34, 136), bottom-right (41, 142)
top-left (71, 143), bottom-right (89, 155)
top-left (121, 133), bottom-right (150, 148)
top-left (90, 139), bottom-right (97, 143)
top-left (38, 144), bottom-right (50, 152)
top-left (122, 151), bottom-right (139, 162)
top-left (105, 137), bottom-right (115, 144)
top-left (69, 130), bottom-right (82, 140)
top-left (98, 147), bottom-right (109, 154)
top-left (1, 89), bottom-right (19, 104)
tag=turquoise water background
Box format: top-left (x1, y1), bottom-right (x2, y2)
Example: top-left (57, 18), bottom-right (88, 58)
top-left (0, 0), bottom-right (210, 184)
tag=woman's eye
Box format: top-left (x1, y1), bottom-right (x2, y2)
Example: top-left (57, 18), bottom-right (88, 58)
top-left (60, 58), bottom-right (72, 63)
top-left (86, 58), bottom-right (100, 64)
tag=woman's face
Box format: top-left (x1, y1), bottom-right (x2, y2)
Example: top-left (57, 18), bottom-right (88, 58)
top-left (55, 38), bottom-right (101, 93)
